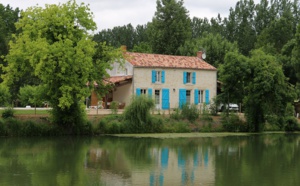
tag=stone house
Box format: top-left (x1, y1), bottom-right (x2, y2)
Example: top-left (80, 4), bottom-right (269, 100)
top-left (90, 49), bottom-right (217, 110)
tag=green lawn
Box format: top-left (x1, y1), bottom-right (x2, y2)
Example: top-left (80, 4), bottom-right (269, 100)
top-left (0, 109), bottom-right (50, 115)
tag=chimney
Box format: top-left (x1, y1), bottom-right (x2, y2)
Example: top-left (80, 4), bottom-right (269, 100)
top-left (197, 51), bottom-right (203, 59)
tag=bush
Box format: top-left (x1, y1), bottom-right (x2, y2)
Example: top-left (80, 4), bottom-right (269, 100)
top-left (147, 116), bottom-right (163, 133)
top-left (265, 114), bottom-right (285, 130)
top-left (208, 97), bottom-right (218, 116)
top-left (5, 118), bottom-right (22, 136)
top-left (221, 113), bottom-right (248, 132)
top-left (200, 104), bottom-right (213, 122)
top-left (110, 101), bottom-right (119, 114)
top-left (170, 108), bottom-right (181, 120)
top-left (284, 117), bottom-right (299, 132)
top-left (97, 115), bottom-right (124, 134)
top-left (0, 119), bottom-right (8, 136)
top-left (162, 119), bottom-right (191, 133)
top-left (123, 95), bottom-right (155, 133)
top-left (1, 107), bottom-right (15, 119)
top-left (181, 104), bottom-right (199, 123)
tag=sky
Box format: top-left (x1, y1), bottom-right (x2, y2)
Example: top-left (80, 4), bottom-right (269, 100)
top-left (1, 0), bottom-right (260, 32)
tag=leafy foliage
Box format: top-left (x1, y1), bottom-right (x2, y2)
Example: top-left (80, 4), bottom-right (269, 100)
top-left (0, 4), bottom-right (19, 83)
top-left (180, 104), bottom-right (199, 123)
top-left (284, 116), bottom-right (299, 132)
top-left (1, 1), bottom-right (118, 134)
top-left (1, 107), bottom-right (14, 119)
top-left (18, 85), bottom-right (45, 107)
top-left (110, 101), bottom-right (119, 114)
top-left (148, 0), bottom-right (191, 55)
top-left (0, 84), bottom-right (11, 106)
top-left (221, 112), bottom-right (248, 132)
top-left (178, 33), bottom-right (238, 68)
top-left (123, 95), bottom-right (155, 133)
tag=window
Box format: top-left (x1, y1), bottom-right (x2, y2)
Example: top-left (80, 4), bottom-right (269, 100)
top-left (198, 90), bottom-right (204, 103)
top-left (155, 90), bottom-right (160, 104)
top-left (186, 90), bottom-right (191, 104)
top-left (140, 89), bottom-right (147, 95)
top-left (156, 71), bottom-right (161, 82)
top-left (186, 72), bottom-right (191, 83)
top-left (152, 70), bottom-right (165, 83)
top-left (183, 72), bottom-right (196, 84)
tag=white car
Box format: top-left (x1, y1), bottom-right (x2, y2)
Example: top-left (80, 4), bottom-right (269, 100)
top-left (218, 103), bottom-right (239, 112)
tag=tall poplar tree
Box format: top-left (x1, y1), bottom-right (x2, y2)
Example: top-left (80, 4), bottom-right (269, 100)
top-left (148, 0), bottom-right (191, 55)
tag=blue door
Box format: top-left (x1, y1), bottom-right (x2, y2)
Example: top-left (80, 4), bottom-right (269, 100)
top-left (162, 89), bottom-right (169, 110)
top-left (179, 89), bottom-right (186, 108)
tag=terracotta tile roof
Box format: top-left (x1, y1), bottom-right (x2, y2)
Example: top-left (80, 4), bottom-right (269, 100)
top-left (87, 76), bottom-right (132, 86)
top-left (124, 52), bottom-right (216, 70)
top-left (106, 75), bottom-right (133, 83)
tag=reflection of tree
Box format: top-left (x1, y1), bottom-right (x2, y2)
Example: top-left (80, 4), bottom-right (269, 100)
top-left (0, 137), bottom-right (92, 186)
top-left (87, 137), bottom-right (162, 177)
top-left (215, 134), bottom-right (300, 186)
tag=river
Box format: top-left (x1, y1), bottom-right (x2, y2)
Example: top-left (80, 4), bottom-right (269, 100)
top-left (0, 133), bottom-right (299, 186)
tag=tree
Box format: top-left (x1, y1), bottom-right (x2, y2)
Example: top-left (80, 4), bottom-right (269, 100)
top-left (218, 51), bottom-right (250, 108)
top-left (255, 15), bottom-right (294, 53)
top-left (244, 49), bottom-right (295, 131)
top-left (190, 17), bottom-right (211, 38)
top-left (0, 84), bottom-right (11, 106)
top-left (148, 0), bottom-right (191, 55)
top-left (2, 0), bottom-right (113, 134)
top-left (178, 33), bottom-right (239, 68)
top-left (0, 4), bottom-right (19, 83)
top-left (292, 23), bottom-right (300, 98)
top-left (18, 85), bottom-right (44, 107)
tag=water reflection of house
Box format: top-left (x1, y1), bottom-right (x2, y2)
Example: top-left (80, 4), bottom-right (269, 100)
top-left (87, 147), bottom-right (215, 185)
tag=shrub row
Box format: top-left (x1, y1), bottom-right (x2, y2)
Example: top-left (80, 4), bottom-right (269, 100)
top-left (0, 118), bottom-right (93, 137)
top-left (96, 114), bottom-right (192, 134)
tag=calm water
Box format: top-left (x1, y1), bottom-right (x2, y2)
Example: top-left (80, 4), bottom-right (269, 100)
top-left (0, 133), bottom-right (300, 186)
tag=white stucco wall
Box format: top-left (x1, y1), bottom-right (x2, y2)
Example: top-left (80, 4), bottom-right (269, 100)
top-left (107, 61), bottom-right (133, 76)
top-left (133, 67), bottom-right (217, 109)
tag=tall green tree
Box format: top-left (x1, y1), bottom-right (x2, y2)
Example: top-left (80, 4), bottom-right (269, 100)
top-left (94, 24), bottom-right (136, 50)
top-left (178, 33), bottom-right (239, 68)
top-left (292, 23), bottom-right (300, 97)
top-left (190, 17), bottom-right (211, 38)
top-left (223, 0), bottom-right (257, 56)
top-left (0, 4), bottom-right (19, 83)
top-left (244, 49), bottom-right (295, 131)
top-left (218, 51), bottom-right (250, 107)
top-left (148, 0), bottom-right (191, 55)
top-left (1, 0), bottom-right (115, 134)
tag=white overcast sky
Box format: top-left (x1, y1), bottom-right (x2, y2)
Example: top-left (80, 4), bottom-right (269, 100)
top-left (1, 0), bottom-right (260, 32)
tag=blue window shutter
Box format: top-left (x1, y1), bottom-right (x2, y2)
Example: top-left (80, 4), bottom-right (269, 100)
top-left (192, 72), bottom-right (196, 84)
top-left (162, 70), bottom-right (165, 83)
top-left (194, 89), bottom-right (199, 105)
top-left (162, 89), bottom-right (170, 110)
top-left (205, 89), bottom-right (210, 104)
top-left (183, 72), bottom-right (187, 84)
top-left (148, 88), bottom-right (152, 98)
top-left (152, 70), bottom-right (156, 83)
top-left (179, 89), bottom-right (186, 108)
top-left (161, 148), bottom-right (169, 169)
top-left (136, 88), bottom-right (141, 96)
